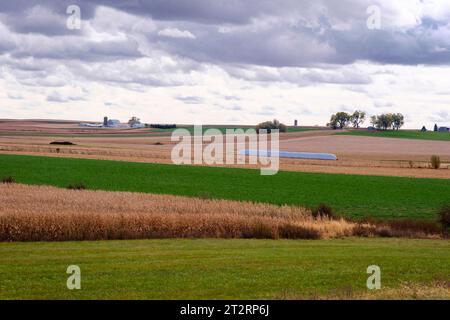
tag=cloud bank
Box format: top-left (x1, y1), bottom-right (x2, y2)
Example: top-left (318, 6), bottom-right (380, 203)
top-left (0, 0), bottom-right (449, 127)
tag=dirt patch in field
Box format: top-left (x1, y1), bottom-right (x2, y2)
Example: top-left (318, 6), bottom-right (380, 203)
top-left (280, 135), bottom-right (450, 161)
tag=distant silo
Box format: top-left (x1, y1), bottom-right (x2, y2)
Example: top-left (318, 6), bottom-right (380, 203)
top-left (294, 120), bottom-right (298, 127)
top-left (103, 117), bottom-right (108, 126)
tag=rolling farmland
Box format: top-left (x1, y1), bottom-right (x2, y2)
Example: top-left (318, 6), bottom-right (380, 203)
top-left (1, 153), bottom-right (449, 219)
top-left (1, 121), bottom-right (449, 301)
top-left (2, 0), bottom-right (450, 303)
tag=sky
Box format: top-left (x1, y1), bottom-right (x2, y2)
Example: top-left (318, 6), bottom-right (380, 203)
top-left (1, 0), bottom-right (450, 128)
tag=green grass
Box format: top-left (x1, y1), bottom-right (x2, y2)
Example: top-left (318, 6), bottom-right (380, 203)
top-left (1, 154), bottom-right (450, 219)
top-left (0, 238), bottom-right (448, 299)
top-left (337, 130), bottom-right (450, 141)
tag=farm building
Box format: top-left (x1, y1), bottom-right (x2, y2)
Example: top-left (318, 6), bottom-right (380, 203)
top-left (80, 117), bottom-right (144, 128)
top-left (107, 119), bottom-right (121, 127)
top-left (128, 117), bottom-right (145, 128)
top-left (438, 127), bottom-right (450, 132)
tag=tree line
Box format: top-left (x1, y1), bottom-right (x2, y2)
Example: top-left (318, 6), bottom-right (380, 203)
top-left (256, 119), bottom-right (287, 133)
top-left (327, 110), bottom-right (405, 130)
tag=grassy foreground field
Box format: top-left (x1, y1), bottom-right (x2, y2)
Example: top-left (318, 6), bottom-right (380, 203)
top-left (1, 154), bottom-right (449, 219)
top-left (337, 130), bottom-right (450, 141)
top-left (0, 238), bottom-right (448, 299)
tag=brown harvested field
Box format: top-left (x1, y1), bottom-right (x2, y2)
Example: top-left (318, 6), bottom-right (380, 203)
top-left (0, 119), bottom-right (166, 135)
top-left (0, 184), bottom-right (444, 242)
top-left (278, 135), bottom-right (450, 178)
top-left (280, 135), bottom-right (450, 161)
top-left (1, 119), bottom-right (450, 179)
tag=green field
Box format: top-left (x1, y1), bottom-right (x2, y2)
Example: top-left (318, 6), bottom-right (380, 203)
top-left (1, 154), bottom-right (449, 219)
top-left (0, 238), bottom-right (448, 299)
top-left (337, 130), bottom-right (450, 141)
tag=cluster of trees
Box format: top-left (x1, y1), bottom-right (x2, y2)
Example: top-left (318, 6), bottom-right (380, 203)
top-left (256, 119), bottom-right (287, 133)
top-left (327, 110), bottom-right (366, 129)
top-left (327, 110), bottom-right (405, 131)
top-left (370, 113), bottom-right (404, 130)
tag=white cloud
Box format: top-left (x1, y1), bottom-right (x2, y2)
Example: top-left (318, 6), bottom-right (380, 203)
top-left (158, 28), bottom-right (196, 39)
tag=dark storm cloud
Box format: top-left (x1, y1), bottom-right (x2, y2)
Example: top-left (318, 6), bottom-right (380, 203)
top-left (154, 23), bottom-right (334, 67)
top-left (0, 0), bottom-right (274, 28)
top-left (154, 17), bottom-right (450, 67)
top-left (93, 0), bottom-right (262, 24)
top-left (77, 0), bottom-right (363, 25)
top-left (0, 1), bottom-right (97, 20)
top-left (2, 4), bottom-right (80, 36)
top-left (325, 20), bottom-right (450, 65)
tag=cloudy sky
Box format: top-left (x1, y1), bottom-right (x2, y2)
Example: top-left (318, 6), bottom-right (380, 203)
top-left (1, 0), bottom-right (450, 128)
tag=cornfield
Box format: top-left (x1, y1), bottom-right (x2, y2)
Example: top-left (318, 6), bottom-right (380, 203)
top-left (0, 184), bottom-right (443, 242)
